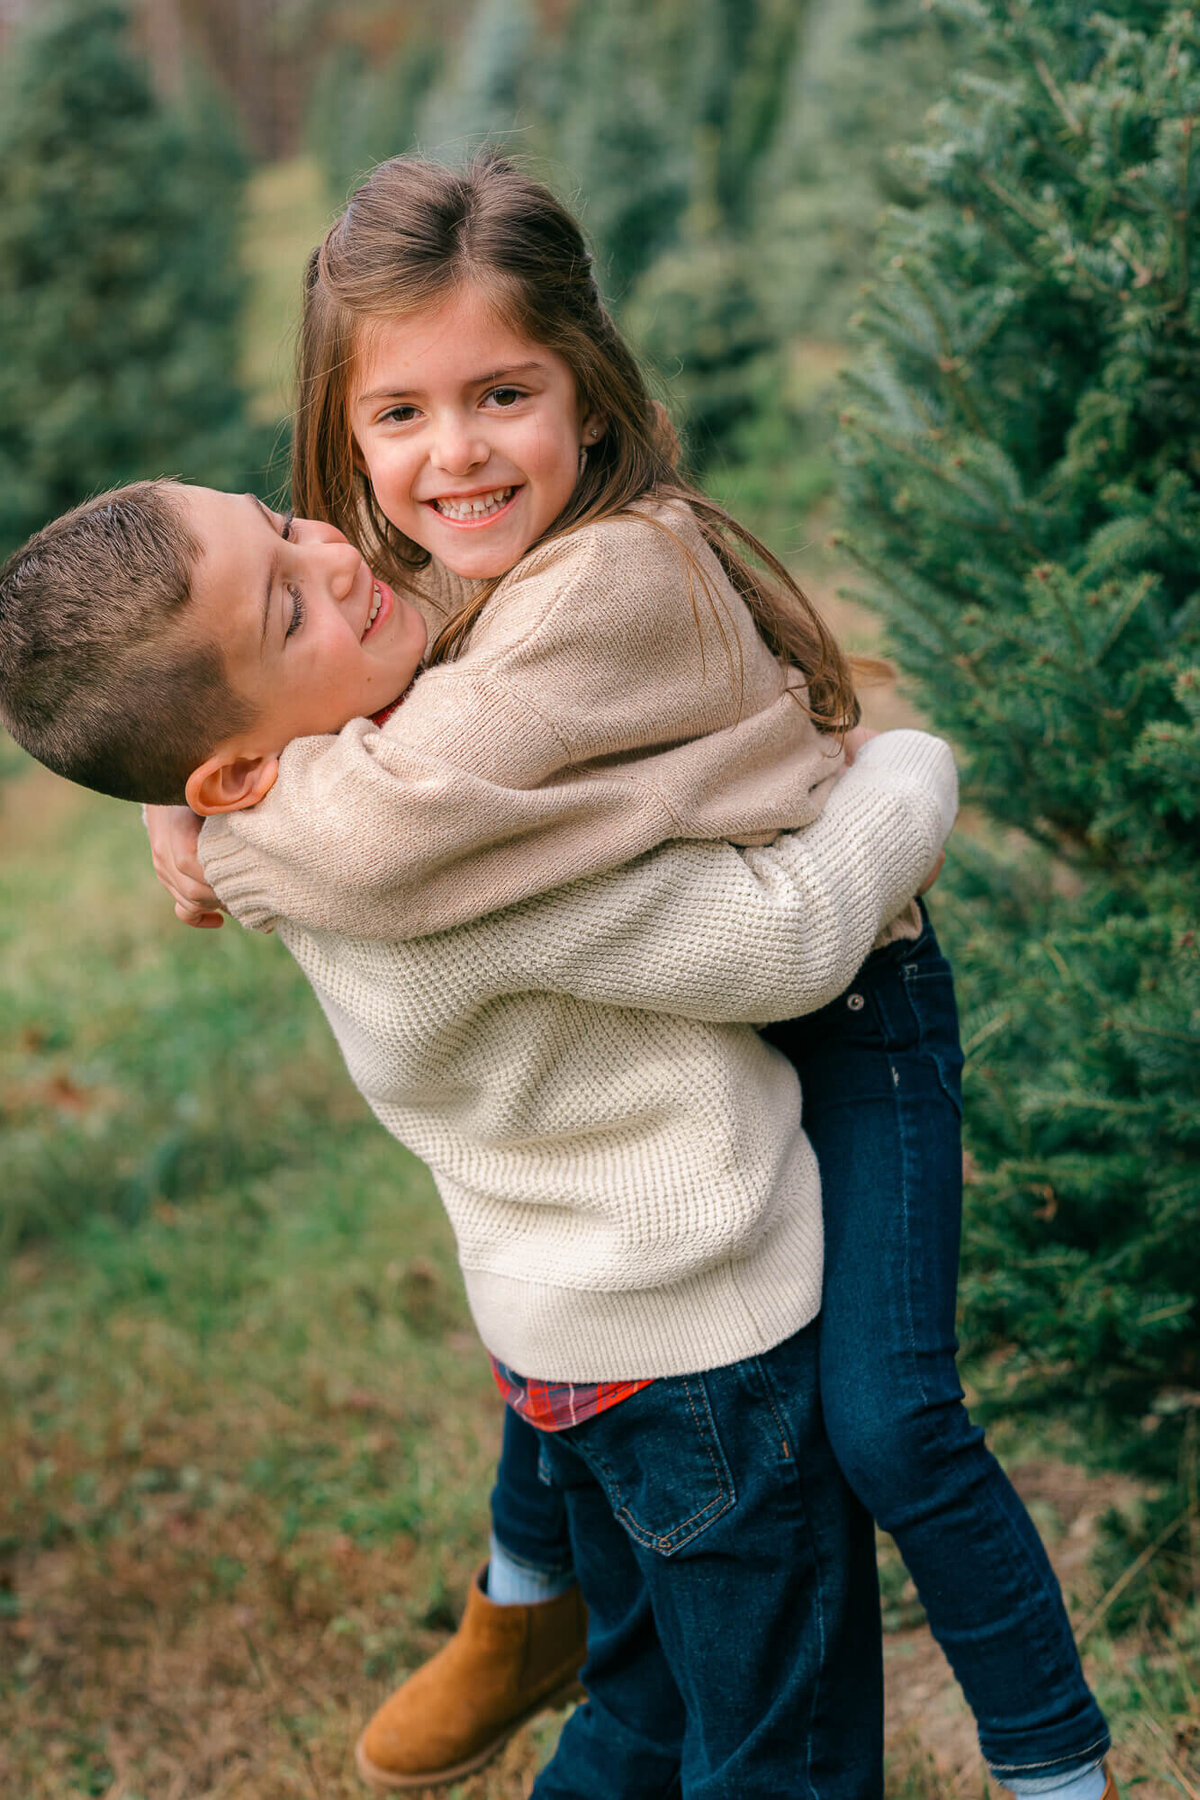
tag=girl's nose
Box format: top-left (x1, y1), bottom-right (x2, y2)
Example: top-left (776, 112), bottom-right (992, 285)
top-left (430, 412), bottom-right (488, 476)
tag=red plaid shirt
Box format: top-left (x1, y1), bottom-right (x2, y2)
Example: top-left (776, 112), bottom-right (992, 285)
top-left (370, 682), bottom-right (415, 728)
top-left (490, 1356), bottom-right (654, 1432)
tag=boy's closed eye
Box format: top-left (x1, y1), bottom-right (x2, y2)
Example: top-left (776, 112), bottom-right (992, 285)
top-left (285, 585), bottom-right (305, 639)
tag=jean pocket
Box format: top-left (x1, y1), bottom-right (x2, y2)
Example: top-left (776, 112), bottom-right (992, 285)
top-left (568, 1374), bottom-right (736, 1557)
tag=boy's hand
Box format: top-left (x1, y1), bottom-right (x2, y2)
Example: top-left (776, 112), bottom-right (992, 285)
top-left (144, 805), bottom-right (224, 929)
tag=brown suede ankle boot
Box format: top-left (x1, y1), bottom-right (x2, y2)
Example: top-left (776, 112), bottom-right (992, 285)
top-left (355, 1565), bottom-right (587, 1792)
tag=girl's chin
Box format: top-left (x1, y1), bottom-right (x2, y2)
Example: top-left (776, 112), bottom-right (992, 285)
top-left (428, 532), bottom-right (533, 580)
top-left (440, 549), bottom-right (523, 579)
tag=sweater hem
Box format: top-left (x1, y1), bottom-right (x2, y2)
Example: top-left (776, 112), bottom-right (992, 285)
top-left (461, 1232), bottom-right (823, 1384)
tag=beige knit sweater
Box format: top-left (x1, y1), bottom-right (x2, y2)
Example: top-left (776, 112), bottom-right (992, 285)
top-left (201, 501), bottom-right (891, 938)
top-left (209, 729), bottom-right (957, 1382)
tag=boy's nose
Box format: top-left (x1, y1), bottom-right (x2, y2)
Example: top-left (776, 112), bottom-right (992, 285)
top-left (326, 542), bottom-right (363, 604)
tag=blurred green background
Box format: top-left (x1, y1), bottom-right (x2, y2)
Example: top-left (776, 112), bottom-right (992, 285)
top-left (2, 2), bottom-right (1198, 1794)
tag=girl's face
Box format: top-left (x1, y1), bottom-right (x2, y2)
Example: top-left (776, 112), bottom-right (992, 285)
top-left (349, 284), bottom-right (603, 581)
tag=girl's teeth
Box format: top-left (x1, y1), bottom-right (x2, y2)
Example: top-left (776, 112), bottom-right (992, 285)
top-left (365, 583), bottom-right (381, 632)
top-left (435, 487), bottom-right (513, 520)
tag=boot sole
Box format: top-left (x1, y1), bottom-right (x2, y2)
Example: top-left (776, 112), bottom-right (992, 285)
top-left (354, 1676), bottom-right (586, 1792)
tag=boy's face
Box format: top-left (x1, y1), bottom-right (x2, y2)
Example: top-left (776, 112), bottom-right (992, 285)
top-left (177, 486), bottom-right (428, 814)
top-left (182, 485), bottom-right (427, 737)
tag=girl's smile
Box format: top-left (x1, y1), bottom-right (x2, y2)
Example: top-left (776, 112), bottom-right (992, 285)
top-left (350, 285), bottom-right (603, 581)
top-left (426, 484), bottom-right (518, 526)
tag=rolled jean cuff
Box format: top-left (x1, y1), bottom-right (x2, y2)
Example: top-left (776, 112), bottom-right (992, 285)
top-left (488, 1531), bottom-right (576, 1583)
top-left (986, 1729), bottom-right (1112, 1785)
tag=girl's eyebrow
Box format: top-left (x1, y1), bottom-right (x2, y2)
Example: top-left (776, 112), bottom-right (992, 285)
top-left (356, 361), bottom-right (548, 403)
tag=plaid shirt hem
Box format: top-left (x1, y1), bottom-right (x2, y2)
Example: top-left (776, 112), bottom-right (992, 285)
top-left (490, 1355), bottom-right (654, 1432)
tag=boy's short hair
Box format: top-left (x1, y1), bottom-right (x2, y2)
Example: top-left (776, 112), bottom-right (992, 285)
top-left (0, 480), bottom-right (255, 804)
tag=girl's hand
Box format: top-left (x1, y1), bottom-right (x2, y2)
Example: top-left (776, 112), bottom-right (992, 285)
top-left (843, 725), bottom-right (878, 766)
top-left (144, 805), bottom-right (224, 929)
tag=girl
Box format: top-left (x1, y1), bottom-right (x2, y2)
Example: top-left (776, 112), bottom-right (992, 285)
top-left (147, 152), bottom-right (1111, 1799)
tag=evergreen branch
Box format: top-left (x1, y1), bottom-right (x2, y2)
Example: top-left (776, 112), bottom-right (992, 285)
top-left (1095, 575), bottom-right (1157, 664)
top-left (1030, 50), bottom-right (1083, 140)
top-left (962, 1009), bottom-right (1012, 1058)
top-left (937, 357), bottom-right (986, 438)
top-left (1110, 230), bottom-right (1156, 290)
top-left (851, 420), bottom-right (1043, 561)
top-left (831, 544), bottom-right (971, 663)
top-left (972, 165), bottom-right (1054, 235)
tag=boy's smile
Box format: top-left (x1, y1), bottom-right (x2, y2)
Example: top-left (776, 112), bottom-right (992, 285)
top-left (349, 285), bottom-right (603, 581)
top-left (176, 486), bottom-right (427, 811)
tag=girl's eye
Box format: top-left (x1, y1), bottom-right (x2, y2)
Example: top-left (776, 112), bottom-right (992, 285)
top-left (487, 387), bottom-right (524, 408)
top-left (280, 512), bottom-right (295, 541)
top-left (285, 585), bottom-right (305, 640)
top-left (381, 405), bottom-right (419, 425)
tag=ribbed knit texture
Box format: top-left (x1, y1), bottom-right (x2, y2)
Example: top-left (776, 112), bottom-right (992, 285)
top-left (264, 731), bottom-right (956, 1382)
top-left (201, 502), bottom-right (860, 939)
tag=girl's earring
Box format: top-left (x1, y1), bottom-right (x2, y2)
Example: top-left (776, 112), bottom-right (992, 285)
top-left (577, 444), bottom-right (588, 476)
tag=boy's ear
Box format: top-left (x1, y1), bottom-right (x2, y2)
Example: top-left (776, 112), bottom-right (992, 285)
top-left (185, 751), bottom-right (279, 817)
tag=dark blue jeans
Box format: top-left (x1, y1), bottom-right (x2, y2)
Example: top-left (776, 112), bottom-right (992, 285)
top-left (491, 909), bottom-right (1111, 1782)
top-left (764, 912), bottom-right (1108, 1782)
top-left (531, 1320), bottom-right (883, 1799)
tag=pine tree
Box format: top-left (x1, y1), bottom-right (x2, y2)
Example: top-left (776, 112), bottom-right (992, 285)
top-left (836, 0), bottom-right (1200, 1559)
top-left (308, 35), bottom-right (444, 200)
top-left (602, 0), bottom-right (810, 470)
top-left (415, 0), bottom-right (536, 158)
top-left (759, 0), bottom-right (962, 340)
top-left (0, 0), bottom-right (263, 560)
top-left (623, 0), bottom-right (955, 474)
top-left (544, 0), bottom-right (696, 298)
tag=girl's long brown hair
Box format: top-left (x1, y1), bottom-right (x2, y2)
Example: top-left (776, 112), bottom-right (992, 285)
top-left (293, 149), bottom-right (861, 732)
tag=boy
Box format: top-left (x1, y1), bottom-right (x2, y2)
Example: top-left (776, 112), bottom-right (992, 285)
top-left (1, 479), bottom-right (957, 1796)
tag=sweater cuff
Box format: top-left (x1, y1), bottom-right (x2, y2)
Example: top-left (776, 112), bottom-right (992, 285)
top-left (198, 817), bottom-right (279, 933)
top-left (854, 729), bottom-right (958, 842)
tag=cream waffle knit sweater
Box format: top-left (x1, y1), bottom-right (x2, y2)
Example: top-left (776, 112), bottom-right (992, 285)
top-left (210, 730), bottom-right (957, 1382)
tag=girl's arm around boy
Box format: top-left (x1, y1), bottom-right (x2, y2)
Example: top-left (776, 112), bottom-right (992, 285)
top-left (250, 728), bottom-right (954, 1024)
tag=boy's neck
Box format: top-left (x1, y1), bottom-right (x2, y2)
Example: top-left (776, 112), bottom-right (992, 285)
top-left (371, 673), bottom-right (419, 728)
